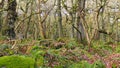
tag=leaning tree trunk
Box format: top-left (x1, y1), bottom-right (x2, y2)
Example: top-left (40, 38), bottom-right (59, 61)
top-left (5, 0), bottom-right (17, 39)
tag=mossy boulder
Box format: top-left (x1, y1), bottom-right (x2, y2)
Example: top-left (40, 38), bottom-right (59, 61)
top-left (0, 55), bottom-right (35, 68)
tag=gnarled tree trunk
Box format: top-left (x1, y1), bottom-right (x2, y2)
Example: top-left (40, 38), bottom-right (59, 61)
top-left (77, 0), bottom-right (86, 42)
top-left (4, 0), bottom-right (17, 39)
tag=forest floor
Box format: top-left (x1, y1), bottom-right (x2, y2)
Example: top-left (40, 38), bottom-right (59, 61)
top-left (0, 38), bottom-right (120, 68)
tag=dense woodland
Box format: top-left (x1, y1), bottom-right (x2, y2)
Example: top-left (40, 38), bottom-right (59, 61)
top-left (0, 0), bottom-right (120, 68)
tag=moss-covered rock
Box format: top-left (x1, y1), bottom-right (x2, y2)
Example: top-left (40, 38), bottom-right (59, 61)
top-left (0, 55), bottom-right (35, 68)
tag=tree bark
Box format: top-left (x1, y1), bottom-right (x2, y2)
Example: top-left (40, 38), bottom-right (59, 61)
top-left (0, 0), bottom-right (4, 34)
top-left (4, 0), bottom-right (17, 39)
top-left (77, 0), bottom-right (86, 42)
top-left (57, 0), bottom-right (63, 38)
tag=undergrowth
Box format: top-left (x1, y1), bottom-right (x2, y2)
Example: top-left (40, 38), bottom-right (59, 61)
top-left (0, 38), bottom-right (120, 68)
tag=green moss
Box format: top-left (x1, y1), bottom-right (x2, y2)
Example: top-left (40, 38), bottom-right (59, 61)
top-left (54, 65), bottom-right (63, 68)
top-left (36, 56), bottom-right (44, 67)
top-left (0, 55), bottom-right (35, 68)
top-left (68, 61), bottom-right (105, 68)
top-left (115, 45), bottom-right (120, 53)
top-left (0, 36), bottom-right (8, 40)
top-left (30, 46), bottom-right (45, 67)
